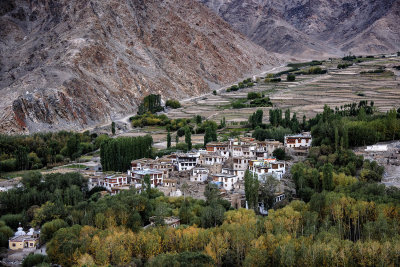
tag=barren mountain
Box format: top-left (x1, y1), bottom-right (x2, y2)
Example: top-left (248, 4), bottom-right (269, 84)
top-left (199, 0), bottom-right (400, 58)
top-left (0, 0), bottom-right (280, 134)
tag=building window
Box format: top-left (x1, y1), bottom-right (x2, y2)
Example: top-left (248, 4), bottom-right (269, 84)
top-left (12, 243), bottom-right (16, 247)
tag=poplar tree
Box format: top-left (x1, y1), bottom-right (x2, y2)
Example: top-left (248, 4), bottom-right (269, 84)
top-left (167, 130), bottom-right (171, 149)
top-left (185, 127), bottom-right (192, 151)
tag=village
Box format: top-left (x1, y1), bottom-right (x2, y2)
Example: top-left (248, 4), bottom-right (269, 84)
top-left (84, 132), bottom-right (312, 212)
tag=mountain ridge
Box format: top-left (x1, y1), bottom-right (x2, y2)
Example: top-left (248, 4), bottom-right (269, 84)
top-left (0, 0), bottom-right (281, 134)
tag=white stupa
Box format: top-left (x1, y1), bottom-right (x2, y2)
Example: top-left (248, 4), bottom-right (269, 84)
top-left (15, 223), bottom-right (26, 237)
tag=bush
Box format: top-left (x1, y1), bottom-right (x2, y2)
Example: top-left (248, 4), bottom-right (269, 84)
top-left (22, 254), bottom-right (49, 267)
top-left (287, 74), bottom-right (296, 81)
top-left (177, 127), bottom-right (186, 137)
top-left (232, 100), bottom-right (246, 109)
top-left (213, 90), bottom-right (217, 95)
top-left (0, 158), bottom-right (16, 172)
top-left (247, 92), bottom-right (262, 100)
top-left (273, 148), bottom-right (287, 160)
top-left (166, 99), bottom-right (181, 109)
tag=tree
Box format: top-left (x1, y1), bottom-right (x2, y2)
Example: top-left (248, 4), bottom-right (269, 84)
top-left (22, 171), bottom-right (42, 188)
top-left (179, 199), bottom-right (192, 224)
top-left (195, 115), bottom-right (202, 124)
top-left (41, 219), bottom-right (69, 243)
top-left (249, 110), bottom-right (263, 129)
top-left (284, 109), bottom-right (291, 128)
top-left (259, 175), bottom-right (279, 208)
top-left (111, 121), bottom-right (116, 135)
top-left (204, 183), bottom-right (220, 205)
top-left (175, 135), bottom-right (179, 145)
top-left (66, 135), bottom-right (80, 160)
top-left (322, 163), bottom-right (334, 191)
top-left (185, 127), bottom-right (192, 151)
top-left (244, 170), bottom-right (259, 210)
top-left (273, 148), bottom-right (286, 160)
top-left (15, 146), bottom-right (28, 170)
top-left (167, 130), bottom-right (171, 149)
top-left (213, 90), bottom-right (217, 95)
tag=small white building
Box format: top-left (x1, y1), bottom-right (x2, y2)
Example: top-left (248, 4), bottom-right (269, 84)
top-left (131, 169), bottom-right (164, 188)
top-left (249, 158), bottom-right (286, 180)
top-left (212, 173), bottom-right (238, 191)
top-left (284, 132), bottom-right (312, 148)
top-left (190, 167), bottom-right (209, 182)
top-left (101, 175), bottom-right (128, 191)
top-left (176, 152), bottom-right (200, 171)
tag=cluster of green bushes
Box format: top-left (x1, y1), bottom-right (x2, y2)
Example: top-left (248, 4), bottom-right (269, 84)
top-left (264, 74), bottom-right (282, 82)
top-left (286, 73), bottom-right (296, 81)
top-left (226, 78), bottom-right (254, 92)
top-left (298, 66), bottom-right (327, 75)
top-left (337, 63), bottom-right (353, 69)
top-left (287, 60), bottom-right (323, 68)
top-left (0, 131), bottom-right (102, 173)
top-left (342, 55), bottom-right (357, 61)
top-left (165, 99), bottom-right (181, 109)
top-left (130, 113), bottom-right (170, 127)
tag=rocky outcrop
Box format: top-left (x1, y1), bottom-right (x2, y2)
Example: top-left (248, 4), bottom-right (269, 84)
top-left (0, 0), bottom-right (280, 134)
top-left (199, 0), bottom-right (400, 58)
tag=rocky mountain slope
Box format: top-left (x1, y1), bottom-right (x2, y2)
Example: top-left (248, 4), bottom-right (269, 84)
top-left (0, 0), bottom-right (281, 134)
top-left (199, 0), bottom-right (400, 58)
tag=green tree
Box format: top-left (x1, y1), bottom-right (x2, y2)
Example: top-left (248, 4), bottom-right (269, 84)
top-left (15, 146), bottom-right (28, 170)
top-left (244, 170), bottom-right (259, 210)
top-left (273, 148), bottom-right (286, 160)
top-left (66, 135), bottom-right (80, 160)
top-left (259, 175), bottom-right (279, 208)
top-left (322, 163), bottom-right (334, 191)
top-left (111, 121), bottom-right (116, 135)
top-left (185, 127), bottom-right (192, 151)
top-left (175, 135), bottom-right (179, 145)
top-left (167, 130), bottom-right (171, 149)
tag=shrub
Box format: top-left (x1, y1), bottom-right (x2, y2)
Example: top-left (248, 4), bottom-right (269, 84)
top-left (247, 92), bottom-right (262, 100)
top-left (22, 254), bottom-right (49, 267)
top-left (212, 90), bottom-right (217, 95)
top-left (232, 100), bottom-right (246, 109)
top-left (166, 99), bottom-right (181, 109)
top-left (287, 74), bottom-right (296, 81)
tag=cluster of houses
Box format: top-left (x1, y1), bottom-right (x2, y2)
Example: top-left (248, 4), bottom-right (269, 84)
top-left (86, 133), bottom-right (313, 207)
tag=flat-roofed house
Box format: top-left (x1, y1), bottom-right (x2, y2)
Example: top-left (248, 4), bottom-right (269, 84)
top-left (211, 173), bottom-right (238, 191)
top-left (249, 158), bottom-right (286, 180)
top-left (190, 167), bottom-right (209, 182)
top-left (131, 169), bottom-right (164, 187)
top-left (284, 132), bottom-right (312, 149)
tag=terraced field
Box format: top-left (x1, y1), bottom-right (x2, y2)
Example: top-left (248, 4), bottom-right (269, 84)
top-left (168, 56), bottom-right (400, 125)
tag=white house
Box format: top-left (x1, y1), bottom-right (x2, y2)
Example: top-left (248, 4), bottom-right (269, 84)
top-left (176, 152), bottom-right (200, 171)
top-left (284, 132), bottom-right (312, 148)
top-left (190, 167), bottom-right (209, 182)
top-left (249, 158), bottom-right (286, 180)
top-left (212, 173), bottom-right (238, 191)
